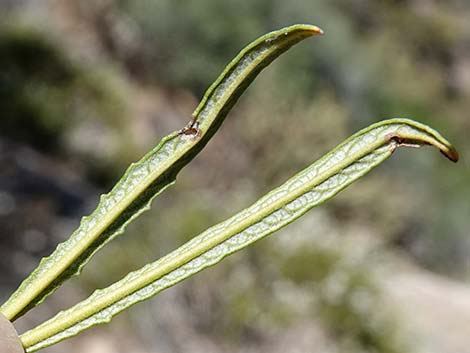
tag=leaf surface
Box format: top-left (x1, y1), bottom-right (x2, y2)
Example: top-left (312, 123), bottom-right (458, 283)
top-left (0, 24), bottom-right (323, 321)
top-left (20, 118), bottom-right (458, 352)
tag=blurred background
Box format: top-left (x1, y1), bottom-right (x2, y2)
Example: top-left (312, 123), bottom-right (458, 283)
top-left (0, 1), bottom-right (469, 352)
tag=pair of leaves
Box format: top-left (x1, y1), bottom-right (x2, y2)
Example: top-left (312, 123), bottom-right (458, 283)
top-left (0, 24), bottom-right (324, 322)
top-left (0, 24), bottom-right (458, 352)
top-left (20, 119), bottom-right (458, 352)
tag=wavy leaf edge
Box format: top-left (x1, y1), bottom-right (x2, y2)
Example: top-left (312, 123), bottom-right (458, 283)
top-left (20, 118), bottom-right (458, 352)
top-left (0, 24), bottom-right (323, 321)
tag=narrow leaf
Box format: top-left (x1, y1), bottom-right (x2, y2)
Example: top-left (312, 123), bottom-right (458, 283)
top-left (0, 24), bottom-right (323, 321)
top-left (20, 118), bottom-right (458, 352)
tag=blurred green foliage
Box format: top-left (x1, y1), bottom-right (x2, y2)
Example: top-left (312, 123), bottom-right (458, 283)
top-left (0, 23), bottom-right (137, 184)
top-left (0, 27), bottom-right (79, 149)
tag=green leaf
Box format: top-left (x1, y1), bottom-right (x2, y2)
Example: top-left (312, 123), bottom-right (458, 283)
top-left (19, 118), bottom-right (458, 352)
top-left (0, 24), bottom-right (323, 321)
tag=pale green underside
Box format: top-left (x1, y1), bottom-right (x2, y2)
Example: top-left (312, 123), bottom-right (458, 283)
top-left (0, 24), bottom-right (322, 322)
top-left (20, 119), bottom-right (456, 352)
top-left (1, 22), bottom-right (457, 353)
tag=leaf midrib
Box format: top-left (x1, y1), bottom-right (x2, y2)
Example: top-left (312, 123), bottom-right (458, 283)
top-left (22, 133), bottom-right (388, 344)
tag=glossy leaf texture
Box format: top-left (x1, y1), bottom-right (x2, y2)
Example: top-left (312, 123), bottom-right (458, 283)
top-left (20, 118), bottom-right (458, 352)
top-left (0, 24), bottom-right (323, 322)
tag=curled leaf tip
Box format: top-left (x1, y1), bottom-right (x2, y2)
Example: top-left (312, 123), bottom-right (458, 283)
top-left (442, 146), bottom-right (459, 163)
top-left (314, 27), bottom-right (325, 35)
top-left (302, 24), bottom-right (324, 35)
top-left (381, 118), bottom-right (459, 163)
